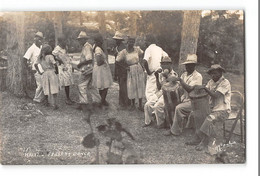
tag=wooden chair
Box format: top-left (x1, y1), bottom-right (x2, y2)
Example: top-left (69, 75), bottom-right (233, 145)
top-left (223, 91), bottom-right (244, 144)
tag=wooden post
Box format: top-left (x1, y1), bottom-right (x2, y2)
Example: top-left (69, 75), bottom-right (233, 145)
top-left (178, 10), bottom-right (201, 74)
top-left (6, 12), bottom-right (26, 97)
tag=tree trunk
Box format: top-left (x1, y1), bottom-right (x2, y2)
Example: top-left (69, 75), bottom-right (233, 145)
top-left (178, 10), bottom-right (201, 74)
top-left (97, 11), bottom-right (108, 56)
top-left (53, 12), bottom-right (63, 46)
top-left (6, 12), bottom-right (26, 97)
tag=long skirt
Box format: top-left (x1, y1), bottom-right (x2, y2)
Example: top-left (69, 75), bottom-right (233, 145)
top-left (127, 63), bottom-right (145, 99)
top-left (42, 70), bottom-right (59, 96)
top-left (92, 63), bottom-right (113, 90)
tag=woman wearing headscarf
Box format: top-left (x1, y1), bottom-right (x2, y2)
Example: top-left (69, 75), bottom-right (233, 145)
top-left (116, 36), bottom-right (145, 111)
top-left (92, 33), bottom-right (113, 106)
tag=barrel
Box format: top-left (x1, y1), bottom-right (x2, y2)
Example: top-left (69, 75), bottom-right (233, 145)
top-left (162, 82), bottom-right (181, 128)
top-left (189, 87), bottom-right (210, 132)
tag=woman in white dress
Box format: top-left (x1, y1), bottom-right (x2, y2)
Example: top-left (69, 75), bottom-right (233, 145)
top-left (116, 36), bottom-right (145, 111)
top-left (92, 33), bottom-right (113, 106)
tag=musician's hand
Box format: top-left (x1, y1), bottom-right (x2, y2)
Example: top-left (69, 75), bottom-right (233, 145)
top-left (154, 71), bottom-right (159, 78)
top-left (156, 68), bottom-right (163, 73)
top-left (176, 77), bottom-right (181, 81)
top-left (147, 71), bottom-right (154, 76)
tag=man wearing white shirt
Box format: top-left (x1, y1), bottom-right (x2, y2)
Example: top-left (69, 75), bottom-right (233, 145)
top-left (143, 34), bottom-right (169, 103)
top-left (164, 54), bottom-right (203, 136)
top-left (23, 32), bottom-right (45, 103)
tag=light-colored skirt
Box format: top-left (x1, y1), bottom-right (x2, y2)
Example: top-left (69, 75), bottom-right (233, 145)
top-left (58, 64), bottom-right (74, 87)
top-left (92, 63), bottom-right (113, 90)
top-left (127, 63), bottom-right (145, 99)
top-left (42, 70), bottom-right (59, 96)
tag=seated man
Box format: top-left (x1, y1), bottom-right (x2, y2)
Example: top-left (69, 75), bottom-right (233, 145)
top-left (193, 64), bottom-right (231, 151)
top-left (164, 54), bottom-right (203, 136)
top-left (143, 56), bottom-right (178, 128)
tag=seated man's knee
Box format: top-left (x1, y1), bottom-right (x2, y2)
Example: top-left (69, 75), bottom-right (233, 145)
top-left (175, 103), bottom-right (183, 113)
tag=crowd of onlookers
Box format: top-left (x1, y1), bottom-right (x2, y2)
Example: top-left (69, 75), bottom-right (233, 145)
top-left (24, 30), bottom-right (231, 153)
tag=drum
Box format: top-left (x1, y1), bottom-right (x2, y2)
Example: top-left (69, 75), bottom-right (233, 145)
top-left (189, 87), bottom-right (210, 132)
top-left (162, 82), bottom-right (181, 128)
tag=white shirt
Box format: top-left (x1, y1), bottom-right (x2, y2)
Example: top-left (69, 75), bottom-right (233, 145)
top-left (206, 76), bottom-right (231, 112)
top-left (180, 70), bottom-right (203, 102)
top-left (143, 44), bottom-right (168, 72)
top-left (24, 43), bottom-right (42, 71)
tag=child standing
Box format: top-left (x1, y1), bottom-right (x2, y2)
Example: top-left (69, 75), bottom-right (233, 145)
top-left (35, 44), bottom-right (59, 110)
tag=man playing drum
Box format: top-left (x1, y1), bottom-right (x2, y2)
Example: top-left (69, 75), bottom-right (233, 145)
top-left (164, 54), bottom-right (203, 136)
top-left (143, 56), bottom-right (178, 128)
top-left (192, 64), bottom-right (231, 151)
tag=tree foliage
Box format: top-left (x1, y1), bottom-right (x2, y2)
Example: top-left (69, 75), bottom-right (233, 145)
top-left (197, 10), bottom-right (244, 73)
top-left (0, 10), bottom-right (244, 72)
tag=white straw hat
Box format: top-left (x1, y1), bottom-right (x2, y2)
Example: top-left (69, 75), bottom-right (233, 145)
top-left (113, 31), bottom-right (124, 40)
top-left (77, 31), bottom-right (89, 39)
top-left (180, 54), bottom-right (198, 65)
top-left (35, 31), bottom-right (44, 38)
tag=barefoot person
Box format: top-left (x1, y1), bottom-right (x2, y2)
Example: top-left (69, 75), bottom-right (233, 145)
top-left (164, 54), bottom-right (203, 136)
top-left (92, 33), bottom-right (113, 107)
top-left (34, 44), bottom-right (59, 110)
top-left (116, 36), bottom-right (145, 111)
top-left (193, 64), bottom-right (231, 151)
top-left (52, 37), bottom-right (74, 105)
top-left (23, 31), bottom-right (45, 103)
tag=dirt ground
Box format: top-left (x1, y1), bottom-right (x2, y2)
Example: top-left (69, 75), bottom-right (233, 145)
top-left (0, 66), bottom-right (245, 164)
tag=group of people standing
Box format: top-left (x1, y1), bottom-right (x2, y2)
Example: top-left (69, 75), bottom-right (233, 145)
top-left (24, 30), bottom-right (232, 152)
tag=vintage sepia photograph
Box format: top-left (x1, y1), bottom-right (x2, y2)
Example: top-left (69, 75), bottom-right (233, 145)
top-left (0, 10), bottom-right (245, 165)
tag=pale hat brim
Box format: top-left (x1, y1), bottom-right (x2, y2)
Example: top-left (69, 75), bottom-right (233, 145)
top-left (35, 32), bottom-right (44, 39)
top-left (113, 36), bottom-right (124, 40)
top-left (180, 61), bottom-right (197, 65)
top-left (207, 65), bottom-right (226, 74)
top-left (77, 36), bottom-right (89, 39)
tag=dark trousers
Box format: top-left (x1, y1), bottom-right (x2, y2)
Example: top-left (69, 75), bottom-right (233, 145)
top-left (118, 77), bottom-right (130, 106)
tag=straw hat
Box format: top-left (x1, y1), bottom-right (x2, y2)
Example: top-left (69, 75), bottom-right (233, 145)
top-left (113, 31), bottom-right (124, 40)
top-left (77, 31), bottom-right (89, 39)
top-left (181, 54), bottom-right (197, 65)
top-left (207, 64), bottom-right (226, 74)
top-left (35, 31), bottom-right (43, 39)
top-left (161, 56), bottom-right (172, 63)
